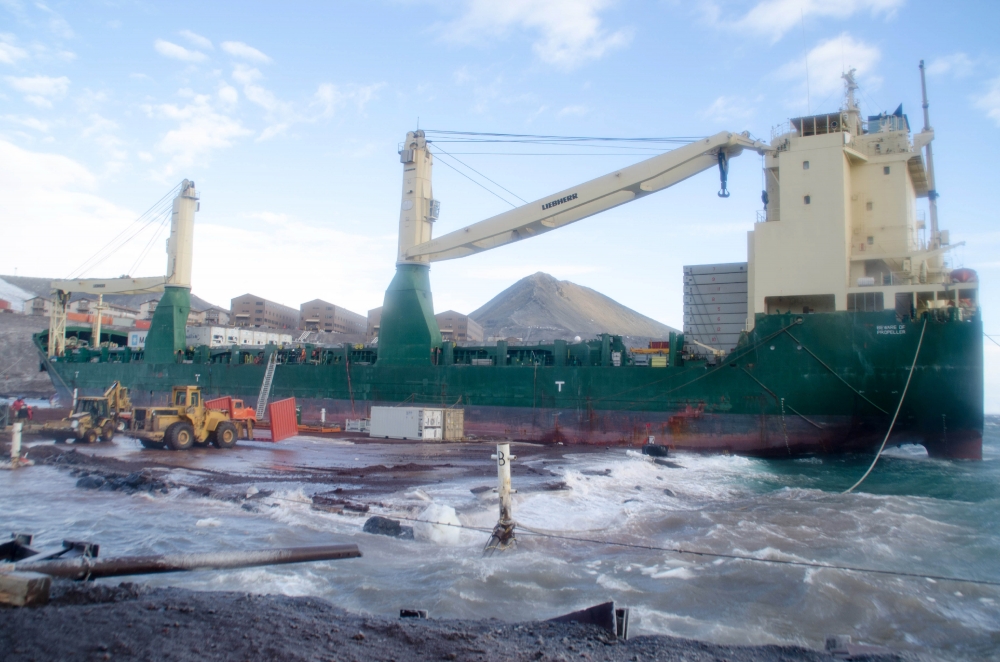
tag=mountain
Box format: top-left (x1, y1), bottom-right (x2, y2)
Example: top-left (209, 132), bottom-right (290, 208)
top-left (469, 272), bottom-right (677, 343)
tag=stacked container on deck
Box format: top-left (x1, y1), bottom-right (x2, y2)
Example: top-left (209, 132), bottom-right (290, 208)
top-left (683, 262), bottom-right (748, 355)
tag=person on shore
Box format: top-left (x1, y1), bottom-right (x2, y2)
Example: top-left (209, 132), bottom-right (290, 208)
top-left (12, 397), bottom-right (32, 420)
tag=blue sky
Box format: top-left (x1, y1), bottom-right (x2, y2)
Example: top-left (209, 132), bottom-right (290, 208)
top-left (2, 0), bottom-right (999, 410)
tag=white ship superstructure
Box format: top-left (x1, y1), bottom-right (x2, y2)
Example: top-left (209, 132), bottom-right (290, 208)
top-left (747, 69), bottom-right (976, 327)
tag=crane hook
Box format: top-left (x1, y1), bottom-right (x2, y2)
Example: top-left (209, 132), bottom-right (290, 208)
top-left (717, 151), bottom-right (730, 198)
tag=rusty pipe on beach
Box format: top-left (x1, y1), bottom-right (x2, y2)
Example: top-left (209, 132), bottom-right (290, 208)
top-left (14, 544), bottom-right (361, 580)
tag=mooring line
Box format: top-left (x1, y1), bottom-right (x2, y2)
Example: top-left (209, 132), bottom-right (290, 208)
top-left (259, 492), bottom-right (1000, 588)
top-left (843, 318), bottom-right (928, 494)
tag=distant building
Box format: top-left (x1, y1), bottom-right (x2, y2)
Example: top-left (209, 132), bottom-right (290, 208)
top-left (72, 298), bottom-right (140, 320)
top-left (25, 296), bottom-right (53, 316)
top-left (230, 294), bottom-right (299, 329)
top-left (366, 306), bottom-right (382, 342)
top-left (299, 299), bottom-right (366, 334)
top-left (435, 310), bottom-right (483, 342)
top-left (139, 300), bottom-right (158, 320)
top-left (201, 307), bottom-right (231, 326)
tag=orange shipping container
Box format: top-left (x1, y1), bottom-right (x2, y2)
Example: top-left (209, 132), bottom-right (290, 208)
top-left (268, 397), bottom-right (298, 442)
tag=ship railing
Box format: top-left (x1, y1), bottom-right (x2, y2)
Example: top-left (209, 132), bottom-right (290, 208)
top-left (755, 210), bottom-right (767, 224)
top-left (770, 121), bottom-right (791, 141)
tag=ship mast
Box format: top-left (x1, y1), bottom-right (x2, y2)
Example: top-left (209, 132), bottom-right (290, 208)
top-left (919, 60), bottom-right (940, 248)
top-left (842, 68), bottom-right (861, 135)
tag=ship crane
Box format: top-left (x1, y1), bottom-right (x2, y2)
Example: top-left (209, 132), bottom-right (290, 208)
top-left (378, 130), bottom-right (770, 364)
top-left (47, 180), bottom-right (198, 358)
top-left (399, 130), bottom-right (769, 263)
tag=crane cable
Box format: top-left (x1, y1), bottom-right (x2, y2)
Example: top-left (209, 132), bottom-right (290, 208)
top-left (843, 318), bottom-right (928, 494)
top-left (65, 182), bottom-right (183, 279)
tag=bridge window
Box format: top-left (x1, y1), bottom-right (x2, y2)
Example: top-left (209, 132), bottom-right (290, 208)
top-left (803, 161), bottom-right (810, 170)
top-left (848, 292), bottom-right (884, 312)
top-left (884, 166), bottom-right (891, 175)
top-left (804, 195), bottom-right (811, 204)
top-left (765, 294), bottom-right (835, 314)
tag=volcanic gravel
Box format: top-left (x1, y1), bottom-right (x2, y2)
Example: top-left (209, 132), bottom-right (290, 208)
top-left (0, 582), bottom-right (914, 662)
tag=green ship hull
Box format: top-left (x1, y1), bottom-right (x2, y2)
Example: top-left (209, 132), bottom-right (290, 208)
top-left (38, 309), bottom-right (984, 459)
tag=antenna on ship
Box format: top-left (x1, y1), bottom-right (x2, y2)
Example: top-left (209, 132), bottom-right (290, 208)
top-left (919, 60), bottom-right (940, 249)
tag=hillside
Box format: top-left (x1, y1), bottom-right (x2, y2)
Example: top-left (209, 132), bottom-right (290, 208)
top-left (470, 272), bottom-right (677, 343)
top-left (0, 275), bottom-right (220, 313)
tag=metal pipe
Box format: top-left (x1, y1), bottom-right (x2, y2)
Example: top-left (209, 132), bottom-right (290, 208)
top-left (919, 60), bottom-right (939, 247)
top-left (14, 543), bottom-right (361, 580)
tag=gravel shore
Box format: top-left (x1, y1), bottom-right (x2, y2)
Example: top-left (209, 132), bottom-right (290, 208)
top-left (0, 582), bottom-right (912, 662)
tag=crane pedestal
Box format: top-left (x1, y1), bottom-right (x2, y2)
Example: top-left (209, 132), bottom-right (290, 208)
top-left (144, 286), bottom-right (191, 364)
top-left (375, 264), bottom-right (441, 366)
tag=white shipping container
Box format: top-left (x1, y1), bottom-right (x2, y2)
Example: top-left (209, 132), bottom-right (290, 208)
top-left (684, 303), bottom-right (748, 315)
top-left (185, 326), bottom-right (226, 347)
top-left (279, 334), bottom-right (293, 344)
top-left (266, 332), bottom-right (279, 345)
top-left (127, 331), bottom-right (147, 349)
top-left (422, 408), bottom-right (444, 440)
top-left (684, 272), bottom-right (748, 285)
top-left (369, 406), bottom-right (422, 440)
top-left (683, 282), bottom-right (747, 295)
top-left (239, 329), bottom-right (254, 346)
top-left (684, 313), bottom-right (749, 325)
top-left (253, 331), bottom-right (267, 346)
top-left (683, 262), bottom-right (747, 276)
top-left (683, 292), bottom-right (748, 305)
top-left (225, 328), bottom-right (240, 345)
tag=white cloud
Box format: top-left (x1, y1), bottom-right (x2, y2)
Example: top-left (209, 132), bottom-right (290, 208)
top-left (5, 74), bottom-right (69, 107)
top-left (143, 93), bottom-right (252, 177)
top-left (218, 82), bottom-right (238, 107)
top-left (556, 104), bottom-right (587, 117)
top-left (0, 33), bottom-right (28, 65)
top-left (154, 39), bottom-right (207, 63)
top-left (35, 2), bottom-right (74, 40)
top-left (228, 64), bottom-right (383, 139)
top-left (974, 77), bottom-right (1000, 127)
top-left (1, 114), bottom-right (49, 132)
top-left (706, 0), bottom-right (903, 43)
top-left (221, 41), bottom-right (272, 63)
top-left (775, 33), bottom-right (880, 104)
top-left (192, 218), bottom-right (395, 313)
top-left (81, 113), bottom-right (128, 172)
top-left (927, 53), bottom-right (975, 78)
top-left (446, 0), bottom-right (631, 69)
top-left (0, 139), bottom-right (149, 279)
top-left (704, 95), bottom-right (755, 123)
top-left (179, 29), bottom-right (213, 51)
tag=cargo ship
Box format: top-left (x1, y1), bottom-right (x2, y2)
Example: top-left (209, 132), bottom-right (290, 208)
top-left (34, 66), bottom-right (983, 459)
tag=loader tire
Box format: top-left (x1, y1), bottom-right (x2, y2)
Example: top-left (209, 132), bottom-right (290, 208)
top-left (100, 421), bottom-right (116, 442)
top-left (83, 428), bottom-right (99, 444)
top-left (212, 422), bottom-right (238, 449)
top-left (166, 422), bottom-right (195, 451)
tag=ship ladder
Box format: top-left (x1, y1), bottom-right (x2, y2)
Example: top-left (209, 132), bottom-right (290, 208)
top-left (255, 352), bottom-right (278, 420)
